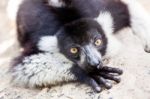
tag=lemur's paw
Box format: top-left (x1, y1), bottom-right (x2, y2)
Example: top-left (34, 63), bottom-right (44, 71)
top-left (89, 66), bottom-right (123, 92)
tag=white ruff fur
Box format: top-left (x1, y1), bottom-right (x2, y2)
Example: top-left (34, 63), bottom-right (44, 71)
top-left (95, 12), bottom-right (114, 34)
top-left (121, 0), bottom-right (150, 52)
top-left (12, 52), bottom-right (76, 88)
top-left (38, 36), bottom-right (59, 52)
top-left (48, 0), bottom-right (65, 7)
top-left (95, 12), bottom-right (122, 58)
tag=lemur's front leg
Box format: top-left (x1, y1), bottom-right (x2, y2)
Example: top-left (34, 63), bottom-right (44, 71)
top-left (11, 52), bottom-right (123, 92)
top-left (121, 0), bottom-right (150, 52)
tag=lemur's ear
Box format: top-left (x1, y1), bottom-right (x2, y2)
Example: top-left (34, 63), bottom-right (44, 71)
top-left (37, 36), bottom-right (59, 52)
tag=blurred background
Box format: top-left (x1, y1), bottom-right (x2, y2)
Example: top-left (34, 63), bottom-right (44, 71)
top-left (0, 0), bottom-right (19, 67)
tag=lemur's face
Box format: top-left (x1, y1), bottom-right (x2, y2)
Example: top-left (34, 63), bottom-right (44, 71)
top-left (57, 19), bottom-right (107, 72)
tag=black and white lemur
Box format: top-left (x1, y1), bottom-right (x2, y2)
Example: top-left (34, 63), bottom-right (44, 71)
top-left (10, 0), bottom-right (150, 92)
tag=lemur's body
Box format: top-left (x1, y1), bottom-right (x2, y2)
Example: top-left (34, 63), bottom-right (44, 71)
top-left (17, 0), bottom-right (129, 55)
top-left (10, 0), bottom-right (150, 92)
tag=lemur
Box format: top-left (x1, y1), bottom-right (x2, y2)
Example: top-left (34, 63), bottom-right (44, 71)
top-left (10, 0), bottom-right (150, 92)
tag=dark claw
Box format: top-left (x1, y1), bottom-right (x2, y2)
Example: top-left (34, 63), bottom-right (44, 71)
top-left (90, 78), bottom-right (102, 92)
top-left (101, 66), bottom-right (123, 75)
top-left (99, 72), bottom-right (121, 83)
top-left (94, 76), bottom-right (112, 89)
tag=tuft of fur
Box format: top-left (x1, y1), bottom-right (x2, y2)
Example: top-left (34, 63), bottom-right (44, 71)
top-left (38, 36), bottom-right (59, 52)
top-left (48, 0), bottom-right (66, 7)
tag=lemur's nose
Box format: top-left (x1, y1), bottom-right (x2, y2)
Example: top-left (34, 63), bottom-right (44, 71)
top-left (90, 61), bottom-right (103, 69)
top-left (96, 61), bottom-right (103, 69)
top-left (95, 61), bottom-right (103, 69)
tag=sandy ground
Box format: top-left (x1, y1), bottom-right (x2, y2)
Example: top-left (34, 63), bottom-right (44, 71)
top-left (0, 0), bottom-right (150, 99)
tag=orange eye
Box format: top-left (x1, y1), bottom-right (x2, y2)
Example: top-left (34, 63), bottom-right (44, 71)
top-left (95, 39), bottom-right (102, 46)
top-left (70, 48), bottom-right (78, 54)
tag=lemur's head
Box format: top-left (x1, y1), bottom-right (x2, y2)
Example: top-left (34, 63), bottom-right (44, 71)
top-left (57, 19), bottom-right (107, 72)
top-left (38, 18), bottom-right (108, 72)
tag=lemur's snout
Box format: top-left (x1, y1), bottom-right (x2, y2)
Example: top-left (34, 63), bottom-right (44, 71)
top-left (83, 45), bottom-right (103, 71)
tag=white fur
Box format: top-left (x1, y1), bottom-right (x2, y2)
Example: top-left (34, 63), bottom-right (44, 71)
top-left (12, 52), bottom-right (76, 88)
top-left (95, 12), bottom-right (114, 34)
top-left (38, 36), bottom-right (59, 52)
top-left (121, 0), bottom-right (150, 52)
top-left (48, 0), bottom-right (65, 7)
top-left (95, 12), bottom-right (121, 57)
